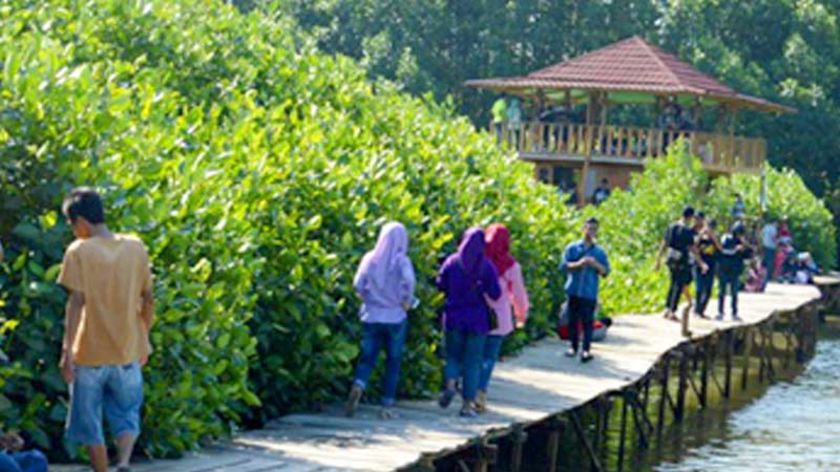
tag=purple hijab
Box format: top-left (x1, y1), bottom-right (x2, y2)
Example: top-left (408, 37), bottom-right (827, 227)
top-left (457, 227), bottom-right (487, 279)
top-left (355, 222), bottom-right (409, 292)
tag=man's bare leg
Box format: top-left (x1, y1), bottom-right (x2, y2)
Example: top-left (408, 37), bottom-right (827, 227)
top-left (116, 432), bottom-right (137, 469)
top-left (87, 444), bottom-right (109, 472)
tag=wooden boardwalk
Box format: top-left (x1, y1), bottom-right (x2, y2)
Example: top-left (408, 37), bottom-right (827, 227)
top-left (53, 282), bottom-right (821, 472)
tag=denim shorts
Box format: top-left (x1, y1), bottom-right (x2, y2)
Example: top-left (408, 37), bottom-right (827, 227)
top-left (66, 362), bottom-right (143, 446)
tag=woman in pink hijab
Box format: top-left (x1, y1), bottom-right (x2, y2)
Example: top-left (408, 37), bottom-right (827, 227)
top-left (476, 224), bottom-right (529, 412)
top-left (345, 222), bottom-right (416, 419)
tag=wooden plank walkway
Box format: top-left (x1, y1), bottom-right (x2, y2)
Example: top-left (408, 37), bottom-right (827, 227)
top-left (53, 282), bottom-right (820, 472)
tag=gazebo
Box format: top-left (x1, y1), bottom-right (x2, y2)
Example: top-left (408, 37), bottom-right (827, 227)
top-left (465, 36), bottom-right (793, 204)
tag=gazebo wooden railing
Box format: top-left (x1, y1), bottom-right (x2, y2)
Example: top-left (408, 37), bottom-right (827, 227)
top-left (502, 122), bottom-right (766, 174)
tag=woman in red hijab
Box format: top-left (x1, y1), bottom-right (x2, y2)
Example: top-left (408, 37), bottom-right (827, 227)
top-left (476, 224), bottom-right (529, 412)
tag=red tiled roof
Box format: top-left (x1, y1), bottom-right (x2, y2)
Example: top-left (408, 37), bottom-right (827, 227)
top-left (465, 36), bottom-right (793, 113)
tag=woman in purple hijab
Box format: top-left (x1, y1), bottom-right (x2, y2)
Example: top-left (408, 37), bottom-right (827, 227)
top-left (436, 228), bottom-right (501, 417)
top-left (345, 222), bottom-right (416, 419)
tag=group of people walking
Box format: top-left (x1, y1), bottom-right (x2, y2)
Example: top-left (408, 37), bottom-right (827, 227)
top-left (345, 217), bottom-right (611, 418)
top-left (657, 206), bottom-right (754, 336)
top-left (344, 222), bottom-right (533, 418)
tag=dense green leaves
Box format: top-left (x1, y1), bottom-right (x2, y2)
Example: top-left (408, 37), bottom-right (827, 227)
top-left (0, 0), bottom-right (576, 458)
top-left (0, 0), bottom-right (835, 462)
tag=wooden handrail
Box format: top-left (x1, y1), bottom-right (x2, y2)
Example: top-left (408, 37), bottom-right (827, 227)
top-left (501, 122), bottom-right (766, 173)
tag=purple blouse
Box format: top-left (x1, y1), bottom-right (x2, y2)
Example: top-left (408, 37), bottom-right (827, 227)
top-left (437, 254), bottom-right (502, 334)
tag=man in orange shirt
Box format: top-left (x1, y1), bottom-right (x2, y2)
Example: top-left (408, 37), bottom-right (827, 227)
top-left (58, 188), bottom-right (154, 472)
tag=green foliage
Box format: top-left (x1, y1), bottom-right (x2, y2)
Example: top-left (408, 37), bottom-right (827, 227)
top-left (706, 166), bottom-right (837, 270)
top-left (1, 0), bottom-right (835, 462)
top-left (0, 0), bottom-right (575, 457)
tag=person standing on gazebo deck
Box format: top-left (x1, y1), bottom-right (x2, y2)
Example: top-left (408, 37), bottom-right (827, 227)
top-left (437, 228), bottom-right (501, 418)
top-left (345, 222), bottom-right (416, 420)
top-left (491, 95), bottom-right (507, 142)
top-left (561, 217), bottom-right (610, 363)
top-left (476, 224), bottom-right (529, 412)
top-left (506, 98), bottom-right (523, 149)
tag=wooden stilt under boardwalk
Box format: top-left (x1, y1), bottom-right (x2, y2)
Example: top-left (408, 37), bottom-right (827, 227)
top-left (53, 283), bottom-right (828, 472)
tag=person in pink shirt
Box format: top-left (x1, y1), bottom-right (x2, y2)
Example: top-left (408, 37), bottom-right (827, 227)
top-left (475, 224), bottom-right (529, 412)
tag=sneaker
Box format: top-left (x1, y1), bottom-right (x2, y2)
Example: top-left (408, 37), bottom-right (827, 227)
top-left (474, 391), bottom-right (487, 413)
top-left (580, 352), bottom-right (594, 363)
top-left (438, 389), bottom-right (456, 409)
top-left (344, 385), bottom-right (363, 417)
top-left (732, 314), bottom-right (743, 322)
top-left (379, 407), bottom-right (397, 420)
top-left (715, 313), bottom-right (725, 321)
top-left (565, 348), bottom-right (577, 358)
top-left (459, 405), bottom-right (479, 418)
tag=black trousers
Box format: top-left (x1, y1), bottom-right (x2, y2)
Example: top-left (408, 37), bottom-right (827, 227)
top-left (568, 295), bottom-right (597, 353)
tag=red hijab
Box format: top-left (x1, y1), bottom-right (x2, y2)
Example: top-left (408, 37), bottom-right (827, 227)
top-left (485, 224), bottom-right (516, 276)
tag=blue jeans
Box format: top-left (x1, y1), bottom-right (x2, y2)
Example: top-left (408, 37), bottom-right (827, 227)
top-left (353, 321), bottom-right (407, 407)
top-left (66, 362), bottom-right (144, 446)
top-left (478, 335), bottom-right (505, 392)
top-left (444, 330), bottom-right (486, 402)
top-left (0, 450), bottom-right (47, 472)
top-left (718, 272), bottom-right (740, 316)
top-left (762, 247), bottom-right (775, 288)
top-left (694, 266), bottom-right (715, 315)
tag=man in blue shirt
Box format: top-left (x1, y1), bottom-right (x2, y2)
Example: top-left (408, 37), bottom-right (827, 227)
top-left (561, 217), bottom-right (610, 363)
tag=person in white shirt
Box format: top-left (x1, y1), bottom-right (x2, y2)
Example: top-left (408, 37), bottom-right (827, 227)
top-left (760, 217), bottom-right (778, 289)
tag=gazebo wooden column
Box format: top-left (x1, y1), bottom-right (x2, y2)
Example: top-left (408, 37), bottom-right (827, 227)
top-left (577, 92), bottom-right (607, 206)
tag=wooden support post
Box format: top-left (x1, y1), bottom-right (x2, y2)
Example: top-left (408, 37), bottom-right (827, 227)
top-left (510, 424), bottom-right (528, 472)
top-left (545, 417), bottom-right (565, 472)
top-left (700, 339), bottom-right (710, 409)
top-left (569, 410), bottom-right (603, 472)
top-left (592, 397), bottom-right (604, 462)
top-left (767, 317), bottom-right (777, 381)
top-left (577, 92), bottom-right (597, 206)
top-left (675, 351), bottom-right (689, 421)
top-left (757, 327), bottom-right (765, 384)
top-left (470, 438), bottom-right (499, 472)
top-left (741, 328), bottom-right (754, 391)
top-left (416, 453), bottom-right (437, 472)
top-left (471, 438), bottom-right (497, 472)
top-left (601, 396), bottom-right (613, 465)
top-left (724, 330), bottom-right (734, 399)
top-left (617, 392), bottom-right (630, 472)
top-left (785, 319), bottom-right (794, 368)
top-left (656, 358), bottom-right (670, 443)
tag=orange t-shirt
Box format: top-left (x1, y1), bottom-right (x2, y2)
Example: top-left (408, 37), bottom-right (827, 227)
top-left (58, 234), bottom-right (153, 366)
